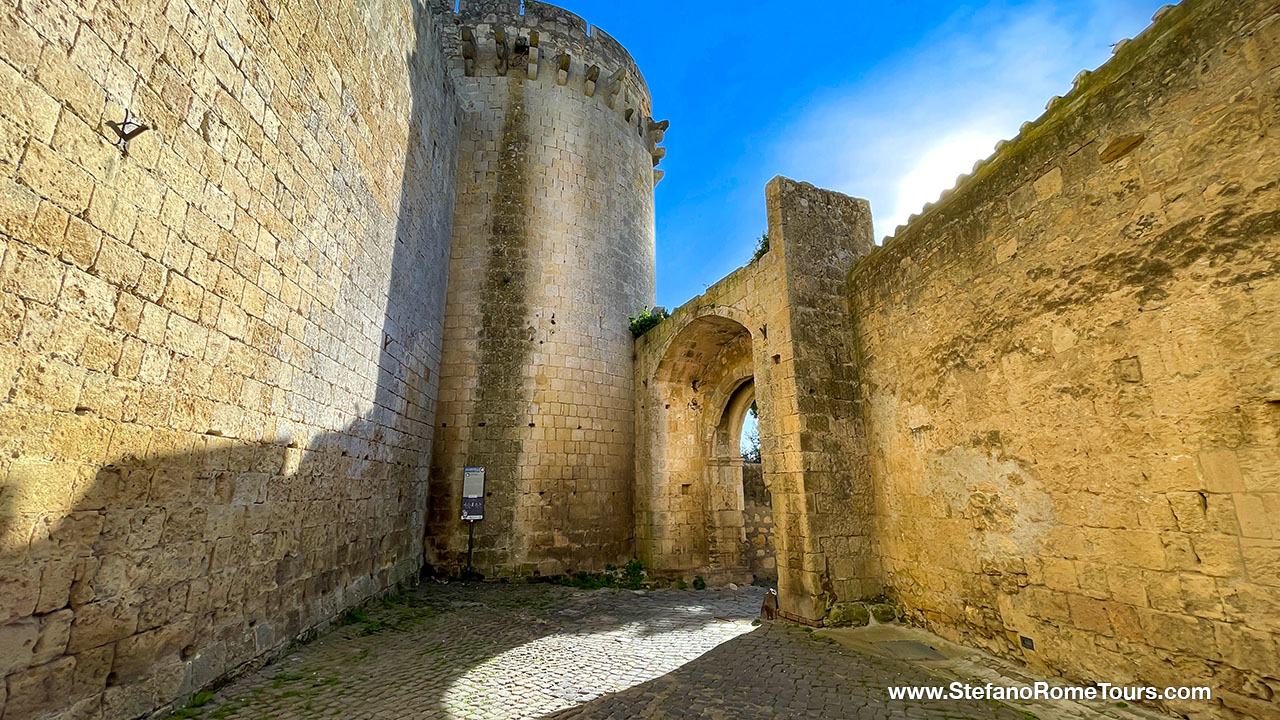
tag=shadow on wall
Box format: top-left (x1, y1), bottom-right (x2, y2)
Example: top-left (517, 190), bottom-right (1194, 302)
top-left (0, 3), bottom-right (457, 718)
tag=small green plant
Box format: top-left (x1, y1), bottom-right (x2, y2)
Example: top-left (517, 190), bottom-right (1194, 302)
top-left (164, 689), bottom-right (219, 719)
top-left (209, 701), bottom-right (246, 720)
top-left (674, 578), bottom-right (687, 590)
top-left (692, 575), bottom-right (706, 590)
top-left (628, 306), bottom-right (669, 337)
top-left (551, 560), bottom-right (650, 590)
top-left (752, 231), bottom-right (770, 261)
top-left (337, 606), bottom-right (390, 634)
top-left (622, 560), bottom-right (645, 588)
top-left (273, 672), bottom-right (304, 688)
top-left (382, 591), bottom-right (411, 607)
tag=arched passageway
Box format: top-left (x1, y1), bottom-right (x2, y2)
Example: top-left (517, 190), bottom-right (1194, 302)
top-left (708, 377), bottom-right (775, 583)
top-left (725, 382), bottom-right (776, 582)
top-left (633, 178), bottom-right (879, 622)
top-left (634, 313), bottom-right (774, 583)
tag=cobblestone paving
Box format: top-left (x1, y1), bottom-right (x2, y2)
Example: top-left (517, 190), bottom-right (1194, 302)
top-left (183, 583), bottom-right (1025, 720)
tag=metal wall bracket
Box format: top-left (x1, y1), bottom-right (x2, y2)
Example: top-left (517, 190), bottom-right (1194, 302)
top-left (105, 108), bottom-right (150, 156)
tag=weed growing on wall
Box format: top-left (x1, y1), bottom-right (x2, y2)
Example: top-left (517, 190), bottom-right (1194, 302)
top-left (752, 231), bottom-right (770, 260)
top-left (629, 307), bottom-right (670, 337)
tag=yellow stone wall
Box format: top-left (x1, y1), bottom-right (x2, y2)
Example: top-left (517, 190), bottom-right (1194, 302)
top-left (427, 0), bottom-right (659, 576)
top-left (2, 0), bottom-right (1276, 715)
top-left (0, 0), bottom-right (460, 717)
top-left (848, 0), bottom-right (1280, 716)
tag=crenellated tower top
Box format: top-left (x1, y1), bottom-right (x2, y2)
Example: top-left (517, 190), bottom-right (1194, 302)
top-left (431, 0), bottom-right (667, 177)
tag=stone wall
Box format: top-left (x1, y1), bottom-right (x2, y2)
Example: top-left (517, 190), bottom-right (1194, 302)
top-left (0, 0), bottom-right (460, 717)
top-left (633, 178), bottom-right (876, 619)
top-left (427, 0), bottom-right (659, 576)
top-left (847, 0), bottom-right (1279, 716)
top-left (740, 462), bottom-right (775, 581)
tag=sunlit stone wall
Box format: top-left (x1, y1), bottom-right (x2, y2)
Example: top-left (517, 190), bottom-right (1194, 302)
top-left (427, 0), bottom-right (660, 576)
top-left (0, 0), bottom-right (460, 716)
top-left (849, 1), bottom-right (1280, 716)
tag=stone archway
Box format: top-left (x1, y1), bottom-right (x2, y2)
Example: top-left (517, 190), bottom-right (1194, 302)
top-left (713, 379), bottom-right (775, 581)
top-left (635, 313), bottom-right (760, 582)
top-left (633, 178), bottom-right (879, 622)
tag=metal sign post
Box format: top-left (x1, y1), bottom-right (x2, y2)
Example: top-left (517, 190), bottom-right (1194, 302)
top-left (461, 467), bottom-right (485, 575)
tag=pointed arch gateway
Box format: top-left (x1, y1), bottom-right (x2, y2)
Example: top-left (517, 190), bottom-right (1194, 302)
top-left (636, 312), bottom-right (774, 582)
top-left (632, 177), bottom-right (879, 623)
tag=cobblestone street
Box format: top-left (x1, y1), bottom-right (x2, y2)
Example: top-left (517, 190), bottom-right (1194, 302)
top-left (179, 583), bottom-right (1026, 720)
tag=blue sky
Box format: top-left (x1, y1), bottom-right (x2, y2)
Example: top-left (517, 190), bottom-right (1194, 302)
top-left (557, 0), bottom-right (1169, 310)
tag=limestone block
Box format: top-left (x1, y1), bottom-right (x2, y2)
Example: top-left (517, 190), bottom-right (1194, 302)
top-left (1241, 539), bottom-right (1280, 587)
top-left (1033, 167), bottom-right (1063, 201)
top-left (0, 178), bottom-right (41, 241)
top-left (32, 608), bottom-right (72, 665)
top-left (0, 617), bottom-right (39, 675)
top-left (19, 142), bottom-right (94, 214)
top-left (1166, 491), bottom-right (1208, 532)
top-left (826, 601), bottom-right (869, 627)
top-left (869, 603), bottom-right (897, 623)
top-left (111, 620), bottom-right (194, 683)
top-left (1189, 534), bottom-right (1245, 577)
top-left (1067, 594), bottom-right (1112, 635)
top-left (67, 599), bottom-right (139, 653)
top-left (1226, 495), bottom-right (1268, 541)
top-left (1197, 449), bottom-right (1246, 493)
top-left (0, 63), bottom-right (59, 142)
top-left (3, 655), bottom-right (76, 719)
top-left (1041, 557), bottom-right (1078, 592)
top-left (1138, 608), bottom-right (1209, 654)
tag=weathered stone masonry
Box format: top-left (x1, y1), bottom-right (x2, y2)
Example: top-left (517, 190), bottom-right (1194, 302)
top-left (1, 0), bottom-right (1278, 718)
top-left (427, 0), bottom-right (660, 578)
top-left (635, 1), bottom-right (1279, 718)
top-left (851, 1), bottom-right (1280, 717)
top-left (0, 0), bottom-right (467, 717)
top-left (634, 177), bottom-right (877, 620)
top-left (0, 0), bottom-right (665, 716)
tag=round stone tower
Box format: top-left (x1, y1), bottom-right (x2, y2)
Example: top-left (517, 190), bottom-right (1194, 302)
top-left (427, 0), bottom-right (663, 576)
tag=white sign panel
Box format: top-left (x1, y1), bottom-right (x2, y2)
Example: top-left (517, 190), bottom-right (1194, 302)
top-left (461, 467), bottom-right (485, 520)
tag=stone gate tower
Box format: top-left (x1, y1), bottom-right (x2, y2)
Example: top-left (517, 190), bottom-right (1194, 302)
top-left (426, 0), bottom-right (663, 575)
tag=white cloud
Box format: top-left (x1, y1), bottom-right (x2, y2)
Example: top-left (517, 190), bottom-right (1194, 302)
top-left (771, 0), bottom-right (1160, 240)
top-left (888, 130), bottom-right (1001, 234)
